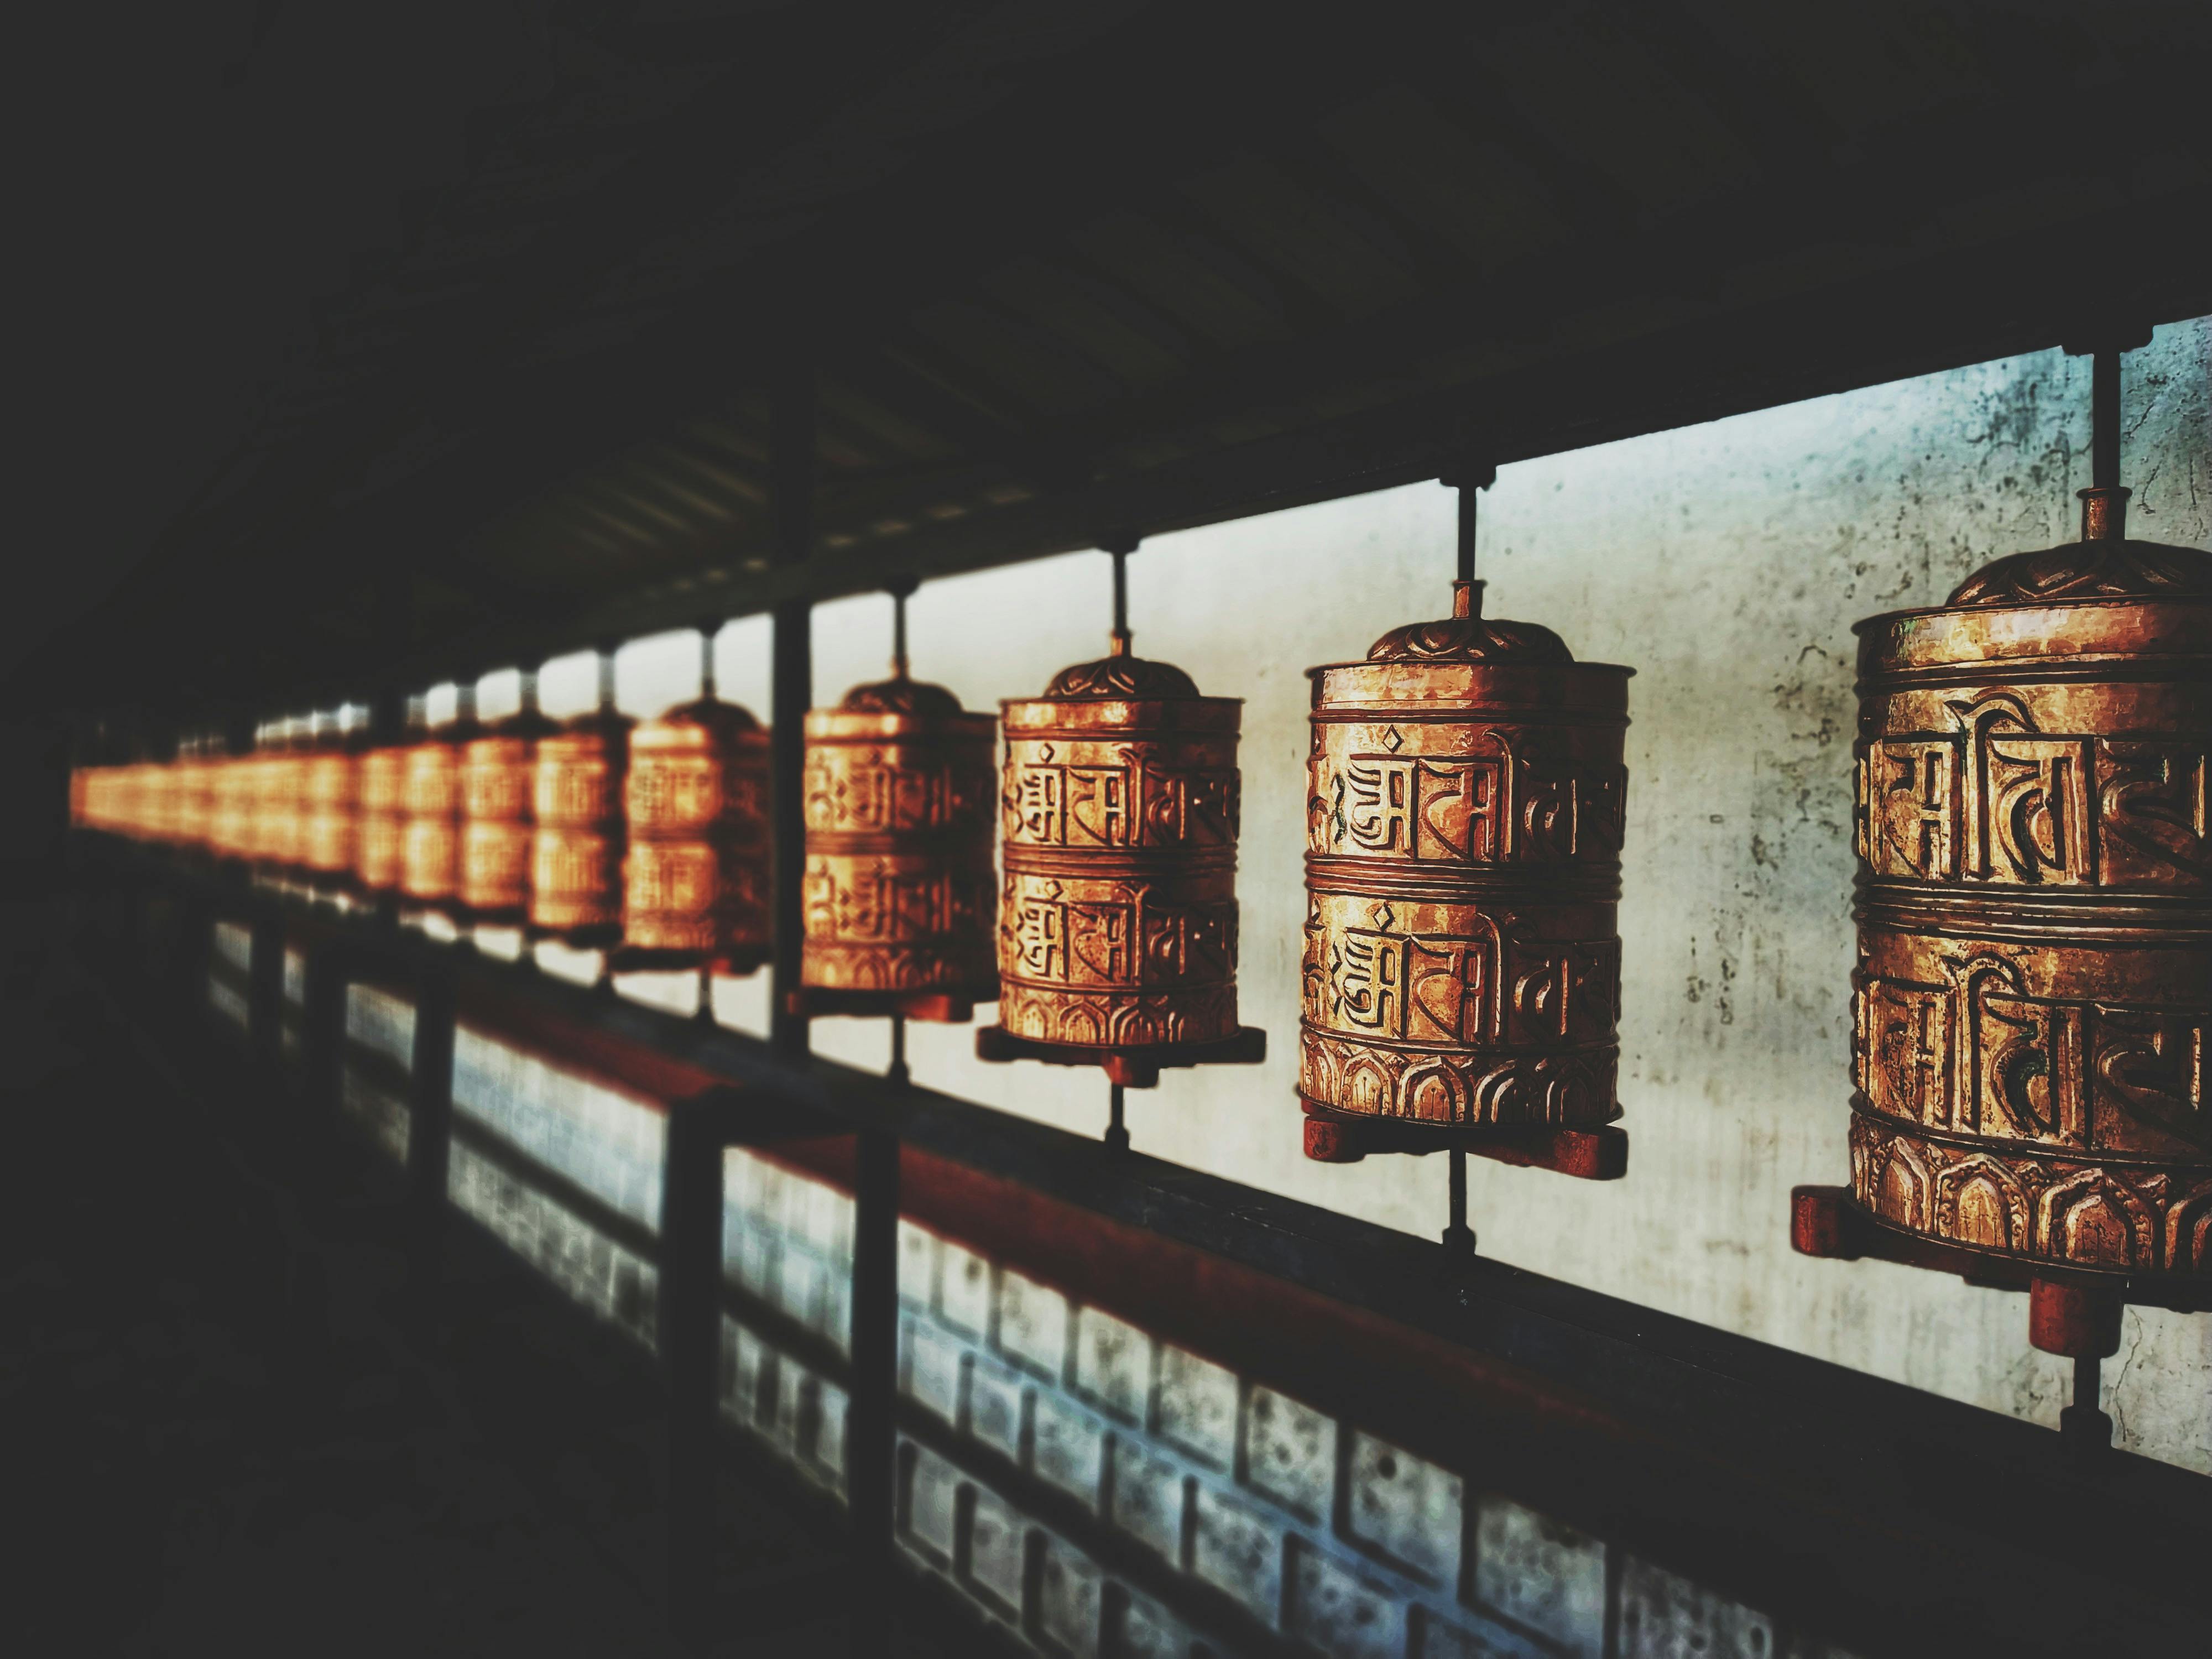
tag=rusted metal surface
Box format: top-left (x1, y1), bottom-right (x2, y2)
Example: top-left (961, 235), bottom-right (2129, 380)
top-left (530, 695), bottom-right (631, 945)
top-left (1846, 484), bottom-right (2212, 1280)
top-left (1301, 579), bottom-right (1634, 1141)
top-left (460, 688), bottom-right (554, 924)
top-left (988, 635), bottom-right (1248, 1070)
top-left (798, 671), bottom-right (997, 1014)
top-left (619, 689), bottom-right (772, 971)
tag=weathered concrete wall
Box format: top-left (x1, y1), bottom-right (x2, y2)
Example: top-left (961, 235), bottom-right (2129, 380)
top-left (630, 322), bottom-right (2212, 1470)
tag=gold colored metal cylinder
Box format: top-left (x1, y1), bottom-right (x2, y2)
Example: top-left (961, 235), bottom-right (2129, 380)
top-left (401, 711), bottom-right (473, 908)
top-left (1302, 581), bottom-right (1632, 1129)
top-left (211, 754), bottom-right (253, 861)
top-left (531, 708), bottom-right (631, 944)
top-left (1850, 487), bottom-right (2212, 1277)
top-left (461, 703), bottom-right (554, 922)
top-left (302, 720), bottom-right (360, 885)
top-left (356, 744), bottom-right (407, 893)
top-left (801, 676), bottom-right (998, 1000)
top-left (621, 696), bottom-right (771, 969)
top-left (997, 646), bottom-right (1243, 1050)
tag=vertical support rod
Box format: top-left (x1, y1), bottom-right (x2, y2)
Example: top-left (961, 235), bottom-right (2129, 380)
top-left (1443, 1146), bottom-right (1475, 1267)
top-left (661, 1088), bottom-right (738, 1637)
top-left (404, 965), bottom-right (456, 1306)
top-left (847, 1124), bottom-right (900, 1656)
top-left (1442, 460), bottom-right (1495, 586)
top-left (1105, 1081), bottom-right (1129, 1155)
top-left (1104, 535), bottom-right (1136, 656)
top-left (247, 907), bottom-right (286, 1093)
top-left (887, 578), bottom-right (914, 681)
top-left (301, 940), bottom-right (349, 1145)
top-left (2092, 346), bottom-right (2121, 491)
top-left (887, 1013), bottom-right (909, 1086)
top-left (769, 367), bottom-right (815, 1060)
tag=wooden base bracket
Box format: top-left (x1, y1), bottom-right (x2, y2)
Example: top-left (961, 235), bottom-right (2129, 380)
top-left (1300, 1099), bottom-right (1627, 1180)
top-left (975, 1025), bottom-right (1266, 1089)
top-left (784, 984), bottom-right (995, 1025)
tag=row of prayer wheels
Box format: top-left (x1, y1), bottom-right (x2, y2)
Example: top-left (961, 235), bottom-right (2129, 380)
top-left (73, 344), bottom-right (2212, 1322)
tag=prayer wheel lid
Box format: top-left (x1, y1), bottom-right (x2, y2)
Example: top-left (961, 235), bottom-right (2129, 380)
top-left (1855, 488), bottom-right (2212, 676)
top-left (1361, 580), bottom-right (1577, 664)
top-left (479, 704), bottom-right (559, 741)
top-left (838, 675), bottom-right (967, 717)
top-left (1034, 639), bottom-right (1208, 702)
top-left (639, 693), bottom-right (764, 737)
top-left (1942, 489), bottom-right (2212, 608)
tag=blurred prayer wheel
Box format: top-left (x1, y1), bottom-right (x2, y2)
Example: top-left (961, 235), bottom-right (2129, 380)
top-left (301, 709), bottom-right (361, 889)
top-left (401, 689), bottom-right (477, 910)
top-left (251, 719), bottom-right (307, 872)
top-left (531, 651), bottom-right (630, 945)
top-left (175, 744), bottom-right (215, 853)
top-left (982, 583), bottom-right (1258, 1086)
top-left (355, 715), bottom-right (409, 895)
top-left (211, 748), bottom-right (253, 862)
top-left (1302, 578), bottom-right (1633, 1138)
top-left (461, 675), bottom-right (555, 924)
top-left (620, 636), bottom-right (771, 971)
top-left (798, 616), bottom-right (998, 1018)
top-left (1848, 481), bottom-right (2212, 1279)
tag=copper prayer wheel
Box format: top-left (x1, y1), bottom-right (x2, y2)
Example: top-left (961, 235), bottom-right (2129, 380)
top-left (174, 744), bottom-right (216, 853)
top-left (301, 710), bottom-right (361, 888)
top-left (1849, 482), bottom-right (2212, 1280)
top-left (355, 724), bottom-right (408, 895)
top-left (531, 654), bottom-right (630, 945)
top-left (210, 748), bottom-right (253, 862)
top-left (620, 641), bottom-right (771, 971)
top-left (461, 676), bottom-right (555, 924)
top-left (993, 638), bottom-right (1244, 1061)
top-left (251, 719), bottom-right (307, 870)
top-left (401, 690), bottom-right (477, 910)
top-left (1302, 578), bottom-right (1632, 1135)
top-left (800, 662), bottom-right (998, 1013)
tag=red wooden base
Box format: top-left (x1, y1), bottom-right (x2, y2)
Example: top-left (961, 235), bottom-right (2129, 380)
top-left (784, 984), bottom-right (996, 1025)
top-left (1790, 1185), bottom-right (2212, 1355)
top-left (1299, 1099), bottom-right (1627, 1180)
top-left (974, 1025), bottom-right (1267, 1089)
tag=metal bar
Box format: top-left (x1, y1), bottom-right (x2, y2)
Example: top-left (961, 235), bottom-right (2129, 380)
top-left (846, 1121), bottom-right (900, 1657)
top-left (769, 366), bottom-right (815, 1060)
top-left (404, 962), bottom-right (457, 1303)
top-left (660, 1086), bottom-right (744, 1635)
top-left (2094, 346), bottom-right (2122, 491)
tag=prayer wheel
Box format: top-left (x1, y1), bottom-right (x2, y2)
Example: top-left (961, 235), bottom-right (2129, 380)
top-left (251, 719), bottom-right (307, 872)
top-left (531, 652), bottom-right (630, 945)
top-left (800, 657), bottom-right (998, 1014)
top-left (1849, 482), bottom-right (2212, 1279)
top-left (460, 675), bottom-right (554, 924)
top-left (1302, 578), bottom-right (1633, 1134)
top-left (211, 747), bottom-right (253, 863)
top-left (301, 709), bottom-right (361, 890)
top-left (620, 638), bottom-right (771, 971)
top-left (175, 743), bottom-right (216, 854)
top-left (355, 713), bottom-right (409, 896)
top-left (401, 688), bottom-right (477, 911)
top-left (994, 637), bottom-right (1244, 1060)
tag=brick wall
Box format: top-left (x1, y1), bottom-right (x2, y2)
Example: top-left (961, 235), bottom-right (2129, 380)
top-left (712, 1148), bottom-right (1865, 1659)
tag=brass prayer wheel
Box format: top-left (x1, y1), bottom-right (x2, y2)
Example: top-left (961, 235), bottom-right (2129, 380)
top-left (461, 676), bottom-right (554, 924)
top-left (800, 669), bottom-right (998, 1009)
top-left (1302, 579), bottom-right (1632, 1131)
top-left (355, 725), bottom-right (408, 895)
top-left (251, 719), bottom-right (307, 871)
top-left (301, 709), bottom-right (360, 888)
top-left (1849, 483), bottom-right (2212, 1279)
top-left (401, 690), bottom-right (477, 910)
top-left (211, 749), bottom-right (253, 862)
top-left (995, 640), bottom-right (1244, 1056)
top-left (620, 641), bottom-right (771, 970)
top-left (531, 654), bottom-right (630, 945)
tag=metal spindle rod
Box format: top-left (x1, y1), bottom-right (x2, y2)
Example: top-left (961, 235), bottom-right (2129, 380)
top-left (2093, 346), bottom-right (2121, 491)
top-left (1105, 534), bottom-right (1137, 655)
top-left (1445, 460), bottom-right (1495, 586)
top-left (888, 577), bottom-right (916, 681)
top-left (888, 1012), bottom-right (908, 1086)
top-left (698, 622), bottom-right (718, 701)
top-left (1443, 1145), bottom-right (1475, 1267)
top-left (1105, 1081), bottom-right (1129, 1154)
